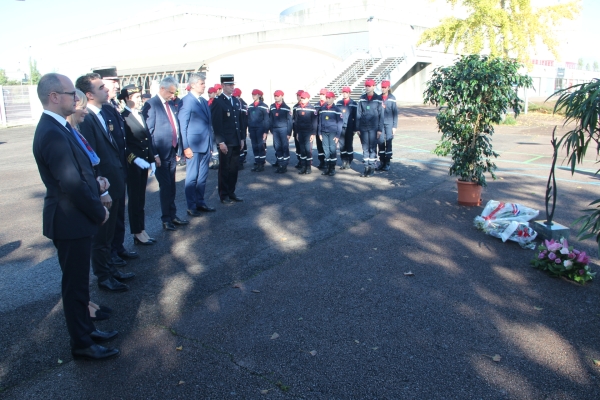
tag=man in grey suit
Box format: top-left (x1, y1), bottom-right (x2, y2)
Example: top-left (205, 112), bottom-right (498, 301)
top-left (178, 72), bottom-right (216, 216)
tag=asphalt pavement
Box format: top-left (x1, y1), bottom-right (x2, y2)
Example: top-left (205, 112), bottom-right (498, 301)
top-left (1, 107), bottom-right (599, 399)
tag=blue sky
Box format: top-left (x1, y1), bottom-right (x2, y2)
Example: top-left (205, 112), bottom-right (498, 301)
top-left (0, 0), bottom-right (598, 76)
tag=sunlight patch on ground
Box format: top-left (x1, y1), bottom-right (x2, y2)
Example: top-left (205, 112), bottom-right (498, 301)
top-left (159, 273), bottom-right (193, 316)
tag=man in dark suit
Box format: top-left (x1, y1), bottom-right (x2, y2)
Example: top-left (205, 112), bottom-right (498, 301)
top-left (76, 73), bottom-right (135, 292)
top-left (178, 72), bottom-right (216, 216)
top-left (92, 67), bottom-right (139, 267)
top-left (142, 76), bottom-right (189, 231)
top-left (211, 74), bottom-right (244, 204)
top-left (33, 73), bottom-right (119, 360)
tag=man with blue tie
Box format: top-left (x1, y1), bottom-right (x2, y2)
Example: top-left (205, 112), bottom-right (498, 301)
top-left (142, 76), bottom-right (189, 231)
top-left (177, 72), bottom-right (216, 216)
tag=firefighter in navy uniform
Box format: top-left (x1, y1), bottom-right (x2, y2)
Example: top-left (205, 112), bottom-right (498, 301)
top-left (233, 88), bottom-right (248, 170)
top-left (210, 74), bottom-right (244, 203)
top-left (318, 91), bottom-right (343, 176)
top-left (336, 86), bottom-right (358, 170)
top-left (314, 88), bottom-right (328, 169)
top-left (293, 92), bottom-right (318, 174)
top-left (377, 80), bottom-right (398, 171)
top-left (247, 89), bottom-right (270, 172)
top-left (269, 90), bottom-right (293, 173)
top-left (356, 79), bottom-right (384, 177)
top-left (292, 89), bottom-right (304, 169)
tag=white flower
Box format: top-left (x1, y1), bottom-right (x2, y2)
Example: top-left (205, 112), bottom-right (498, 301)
top-left (563, 260), bottom-right (573, 269)
top-left (560, 247), bottom-right (570, 255)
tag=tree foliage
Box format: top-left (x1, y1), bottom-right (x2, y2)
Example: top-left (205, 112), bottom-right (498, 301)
top-left (551, 79), bottom-right (600, 252)
top-left (424, 55), bottom-right (532, 186)
top-left (418, 0), bottom-right (580, 63)
top-left (0, 69), bottom-right (20, 86)
top-left (29, 58), bottom-right (42, 85)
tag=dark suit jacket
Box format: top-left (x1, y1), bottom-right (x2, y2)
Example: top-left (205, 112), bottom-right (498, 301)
top-left (211, 93), bottom-right (242, 146)
top-left (79, 108), bottom-right (126, 198)
top-left (101, 104), bottom-right (127, 168)
top-left (178, 92), bottom-right (213, 153)
top-left (122, 108), bottom-right (156, 164)
top-left (32, 113), bottom-right (106, 240)
top-left (142, 95), bottom-right (180, 160)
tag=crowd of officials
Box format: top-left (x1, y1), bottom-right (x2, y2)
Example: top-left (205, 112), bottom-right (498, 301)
top-left (32, 68), bottom-right (398, 360)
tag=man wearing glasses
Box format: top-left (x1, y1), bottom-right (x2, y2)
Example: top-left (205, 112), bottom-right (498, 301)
top-left (142, 76), bottom-right (189, 231)
top-left (33, 73), bottom-right (119, 360)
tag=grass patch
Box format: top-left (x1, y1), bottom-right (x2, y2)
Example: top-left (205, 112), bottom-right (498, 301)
top-left (502, 115), bottom-right (517, 125)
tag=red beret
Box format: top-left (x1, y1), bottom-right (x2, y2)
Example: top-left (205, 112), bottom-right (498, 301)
top-left (296, 89), bottom-right (304, 95)
top-left (319, 88), bottom-right (327, 95)
top-left (274, 90), bottom-right (284, 96)
top-left (342, 86), bottom-right (351, 93)
top-left (233, 88), bottom-right (242, 97)
top-left (364, 79), bottom-right (376, 87)
top-left (213, 84), bottom-right (222, 89)
top-left (326, 91), bottom-right (335, 98)
top-left (208, 87), bottom-right (216, 94)
top-left (381, 80), bottom-right (390, 88)
top-left (252, 89), bottom-right (263, 96)
top-left (300, 91), bottom-right (310, 99)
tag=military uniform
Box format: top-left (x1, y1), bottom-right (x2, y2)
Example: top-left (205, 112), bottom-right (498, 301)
top-left (336, 88), bottom-right (358, 169)
top-left (377, 81), bottom-right (398, 171)
top-left (269, 95), bottom-right (293, 173)
top-left (247, 91), bottom-right (270, 171)
top-left (317, 94), bottom-right (343, 176)
top-left (356, 81), bottom-right (384, 177)
top-left (293, 93), bottom-right (318, 174)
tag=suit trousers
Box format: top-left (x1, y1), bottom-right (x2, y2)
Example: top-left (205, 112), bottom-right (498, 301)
top-left (91, 196), bottom-right (121, 281)
top-left (378, 124), bottom-right (394, 161)
top-left (338, 127), bottom-right (354, 162)
top-left (359, 129), bottom-right (378, 166)
top-left (185, 151), bottom-right (211, 210)
top-left (218, 145), bottom-right (240, 199)
top-left (155, 147), bottom-right (178, 223)
top-left (111, 191), bottom-right (126, 257)
top-left (127, 163), bottom-right (149, 234)
top-left (249, 127), bottom-right (266, 165)
top-left (272, 127), bottom-right (290, 167)
top-left (54, 236), bottom-right (96, 349)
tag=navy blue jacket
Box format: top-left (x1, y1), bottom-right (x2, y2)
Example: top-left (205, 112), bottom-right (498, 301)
top-left (293, 103), bottom-right (318, 133)
top-left (382, 93), bottom-right (398, 128)
top-left (336, 98), bottom-right (358, 132)
top-left (317, 104), bottom-right (343, 138)
top-left (142, 95), bottom-right (181, 160)
top-left (210, 93), bottom-right (243, 146)
top-left (356, 93), bottom-right (384, 132)
top-left (269, 101), bottom-right (293, 135)
top-left (247, 100), bottom-right (270, 133)
top-left (177, 92), bottom-right (213, 153)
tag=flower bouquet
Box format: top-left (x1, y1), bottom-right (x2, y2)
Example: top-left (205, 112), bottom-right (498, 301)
top-left (474, 200), bottom-right (539, 248)
top-left (530, 238), bottom-right (595, 284)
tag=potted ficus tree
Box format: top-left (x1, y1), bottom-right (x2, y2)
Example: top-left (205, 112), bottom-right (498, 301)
top-left (424, 54), bottom-right (532, 205)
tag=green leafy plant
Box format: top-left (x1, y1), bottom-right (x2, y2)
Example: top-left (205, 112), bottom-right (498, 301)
top-left (424, 54), bottom-right (532, 186)
top-left (551, 79), bottom-right (600, 252)
top-left (530, 238), bottom-right (595, 284)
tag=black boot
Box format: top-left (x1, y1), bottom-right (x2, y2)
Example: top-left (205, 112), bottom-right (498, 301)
top-left (383, 159), bottom-right (391, 171)
top-left (279, 165), bottom-right (287, 174)
top-left (251, 163), bottom-right (259, 172)
top-left (305, 161), bottom-right (312, 174)
top-left (298, 160), bottom-right (307, 174)
top-left (321, 163), bottom-right (330, 175)
top-left (368, 166), bottom-right (375, 176)
top-left (328, 161), bottom-right (336, 176)
top-left (360, 166), bottom-right (369, 177)
top-left (258, 163), bottom-right (265, 172)
top-left (376, 158), bottom-right (385, 171)
top-left (295, 159), bottom-right (302, 169)
top-left (316, 155), bottom-right (326, 170)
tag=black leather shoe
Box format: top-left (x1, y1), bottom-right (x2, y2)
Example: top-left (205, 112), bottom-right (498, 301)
top-left (221, 197), bottom-right (233, 204)
top-left (133, 236), bottom-right (154, 245)
top-left (90, 329), bottom-right (119, 343)
top-left (118, 250), bottom-right (139, 260)
top-left (197, 204), bottom-right (216, 212)
top-left (172, 217), bottom-right (189, 225)
top-left (98, 277), bottom-right (129, 292)
top-left (187, 209), bottom-right (203, 217)
top-left (72, 344), bottom-right (120, 361)
top-left (90, 310), bottom-right (110, 322)
top-left (112, 270), bottom-right (135, 282)
top-left (163, 222), bottom-right (176, 231)
top-left (109, 256), bottom-right (127, 267)
top-left (230, 195), bottom-right (244, 202)
top-left (99, 305), bottom-right (113, 314)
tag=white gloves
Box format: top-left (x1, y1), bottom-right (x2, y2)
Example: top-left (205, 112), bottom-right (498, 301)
top-left (134, 157), bottom-right (151, 169)
top-left (150, 162), bottom-right (156, 176)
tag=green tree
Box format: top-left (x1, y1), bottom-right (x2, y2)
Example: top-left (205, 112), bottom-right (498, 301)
top-left (0, 68), bottom-right (20, 86)
top-left (594, 61), bottom-right (599, 72)
top-left (29, 58), bottom-right (41, 85)
top-left (552, 79), bottom-right (600, 252)
top-left (577, 58), bottom-right (584, 69)
top-left (418, 0), bottom-right (580, 63)
top-left (585, 62), bottom-right (591, 71)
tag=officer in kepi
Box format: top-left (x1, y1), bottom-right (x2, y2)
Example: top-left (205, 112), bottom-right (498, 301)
top-left (210, 74), bottom-right (244, 204)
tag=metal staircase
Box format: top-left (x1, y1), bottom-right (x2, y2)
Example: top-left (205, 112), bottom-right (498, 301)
top-left (350, 56), bottom-right (406, 98)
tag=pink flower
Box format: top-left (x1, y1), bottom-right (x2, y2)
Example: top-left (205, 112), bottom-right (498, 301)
top-left (568, 252), bottom-right (575, 259)
top-left (573, 249), bottom-right (581, 255)
top-left (548, 252), bottom-right (557, 261)
top-left (561, 238), bottom-right (569, 249)
top-left (545, 239), bottom-right (562, 252)
top-left (555, 258), bottom-right (562, 264)
top-left (576, 252), bottom-right (590, 265)
top-left (579, 269), bottom-right (585, 275)
top-left (538, 251), bottom-right (547, 259)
